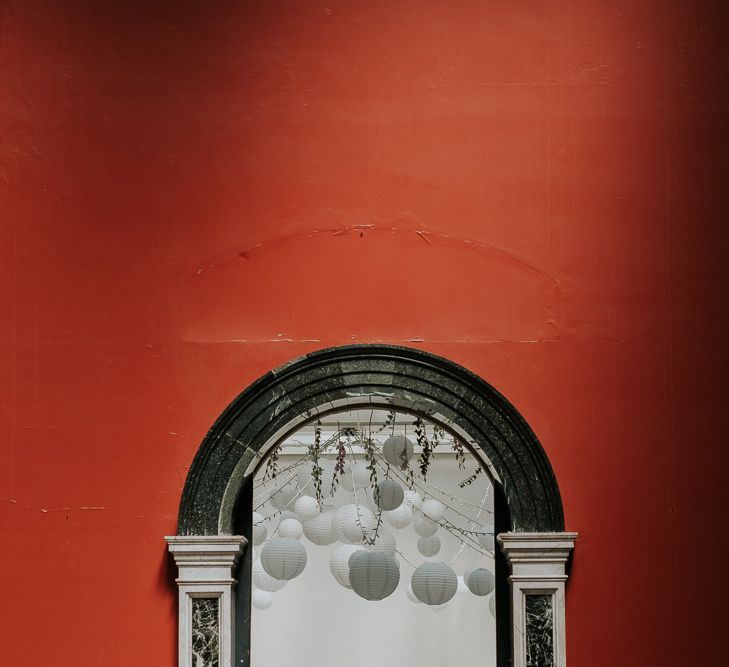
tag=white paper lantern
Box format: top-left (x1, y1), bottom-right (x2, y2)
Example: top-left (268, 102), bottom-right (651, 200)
top-left (417, 535), bottom-right (441, 557)
top-left (269, 483), bottom-right (298, 510)
top-left (279, 510), bottom-right (299, 521)
top-left (467, 568), bottom-right (495, 596)
top-left (413, 512), bottom-right (439, 537)
top-left (252, 512), bottom-right (267, 546)
top-left (333, 503), bottom-right (377, 544)
top-left (278, 517), bottom-right (303, 539)
top-left (383, 435), bottom-right (415, 467)
top-left (411, 562), bottom-right (458, 605)
top-left (303, 510), bottom-right (336, 546)
top-left (341, 461), bottom-right (371, 493)
top-left (294, 495), bottom-right (319, 521)
top-left (367, 528), bottom-right (397, 556)
top-left (421, 498), bottom-right (445, 521)
top-left (252, 589), bottom-right (273, 611)
top-left (330, 544), bottom-right (365, 589)
top-left (349, 552), bottom-right (400, 601)
top-left (384, 503), bottom-right (413, 529)
top-left (252, 558), bottom-right (286, 592)
top-left (488, 592), bottom-right (496, 617)
top-left (406, 584), bottom-right (422, 604)
top-left (403, 490), bottom-right (423, 510)
top-left (261, 537), bottom-right (307, 580)
top-left (376, 479), bottom-right (404, 511)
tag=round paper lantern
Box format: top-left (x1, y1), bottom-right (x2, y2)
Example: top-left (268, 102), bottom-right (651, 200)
top-left (252, 512), bottom-right (267, 546)
top-left (383, 435), bottom-right (414, 467)
top-left (384, 503), bottom-right (413, 529)
top-left (303, 510), bottom-right (336, 546)
top-left (349, 552), bottom-right (400, 601)
top-left (261, 537), bottom-right (307, 580)
top-left (294, 495), bottom-right (319, 521)
top-left (330, 544), bottom-right (365, 589)
top-left (406, 584), bottom-right (422, 604)
top-left (417, 535), bottom-right (441, 557)
top-left (411, 563), bottom-right (458, 605)
top-left (279, 510), bottom-right (299, 522)
top-left (252, 559), bottom-right (286, 592)
top-left (269, 483), bottom-right (298, 510)
top-left (252, 589), bottom-right (273, 611)
top-left (403, 490), bottom-right (423, 510)
top-left (376, 479), bottom-right (404, 511)
top-left (341, 461), bottom-right (371, 493)
top-left (488, 592), bottom-right (496, 618)
top-left (278, 517), bottom-right (303, 539)
top-left (367, 528), bottom-right (396, 556)
top-left (413, 512), bottom-right (439, 537)
top-left (333, 504), bottom-right (377, 544)
top-left (421, 498), bottom-right (445, 521)
top-left (467, 568), bottom-right (495, 596)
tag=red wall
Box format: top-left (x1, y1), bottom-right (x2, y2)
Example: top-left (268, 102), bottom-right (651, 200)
top-left (1, 1), bottom-right (727, 664)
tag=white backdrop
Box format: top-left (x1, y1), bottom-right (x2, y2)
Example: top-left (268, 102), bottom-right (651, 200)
top-left (251, 453), bottom-right (497, 667)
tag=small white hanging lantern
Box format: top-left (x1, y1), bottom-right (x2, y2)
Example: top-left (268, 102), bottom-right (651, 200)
top-left (278, 517), bottom-right (304, 539)
top-left (252, 589), bottom-right (273, 611)
top-left (421, 498), bottom-right (445, 521)
top-left (269, 483), bottom-right (298, 510)
top-left (330, 544), bottom-right (365, 589)
top-left (349, 552), bottom-right (400, 601)
top-left (417, 534), bottom-right (441, 557)
top-left (411, 562), bottom-right (458, 605)
top-left (367, 528), bottom-right (397, 556)
top-left (294, 495), bottom-right (319, 521)
top-left (403, 490), bottom-right (423, 510)
top-left (333, 503), bottom-right (377, 544)
top-left (341, 461), bottom-right (370, 493)
top-left (252, 559), bottom-right (287, 592)
top-left (413, 512), bottom-right (439, 537)
top-left (261, 537), bottom-right (307, 580)
top-left (384, 503), bottom-right (413, 529)
top-left (383, 435), bottom-right (415, 467)
top-left (252, 512), bottom-right (267, 546)
top-left (466, 568), bottom-right (495, 596)
top-left (303, 510), bottom-right (336, 546)
top-left (376, 479), bottom-right (404, 511)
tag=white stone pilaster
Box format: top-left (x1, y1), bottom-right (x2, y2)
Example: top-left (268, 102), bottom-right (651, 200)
top-left (498, 532), bottom-right (577, 667)
top-left (166, 535), bottom-right (247, 667)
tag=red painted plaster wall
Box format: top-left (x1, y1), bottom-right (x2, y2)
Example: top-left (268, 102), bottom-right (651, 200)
top-left (1, 1), bottom-right (727, 664)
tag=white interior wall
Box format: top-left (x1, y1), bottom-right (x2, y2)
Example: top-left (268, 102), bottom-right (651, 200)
top-left (251, 453), bottom-right (496, 667)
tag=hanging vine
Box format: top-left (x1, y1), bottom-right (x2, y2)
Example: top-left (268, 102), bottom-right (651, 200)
top-left (308, 420), bottom-right (323, 508)
top-left (262, 443), bottom-right (282, 482)
top-left (414, 418), bottom-right (433, 481)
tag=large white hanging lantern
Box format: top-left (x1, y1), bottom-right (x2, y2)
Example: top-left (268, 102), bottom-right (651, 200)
top-left (269, 483), bottom-right (298, 510)
top-left (294, 495), bottom-right (319, 521)
top-left (333, 503), bottom-right (377, 544)
top-left (417, 535), bottom-right (441, 557)
top-left (252, 512), bottom-right (267, 546)
top-left (466, 568), bottom-right (495, 596)
top-left (367, 528), bottom-right (397, 556)
top-left (278, 517), bottom-right (303, 539)
top-left (403, 490), bottom-right (423, 510)
top-left (349, 552), bottom-right (400, 601)
top-left (252, 558), bottom-right (287, 592)
top-left (303, 510), bottom-right (336, 546)
top-left (330, 544), bottom-right (365, 589)
top-left (252, 589), bottom-right (273, 611)
top-left (384, 503), bottom-right (413, 529)
top-left (261, 537), bottom-right (307, 580)
top-left (413, 512), bottom-right (439, 537)
top-left (421, 498), bottom-right (445, 521)
top-left (376, 479), bottom-right (404, 511)
top-left (411, 562), bottom-right (458, 605)
top-left (383, 435), bottom-right (415, 467)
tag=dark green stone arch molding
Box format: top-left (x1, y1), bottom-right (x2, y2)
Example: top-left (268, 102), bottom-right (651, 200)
top-left (177, 344), bottom-right (564, 535)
